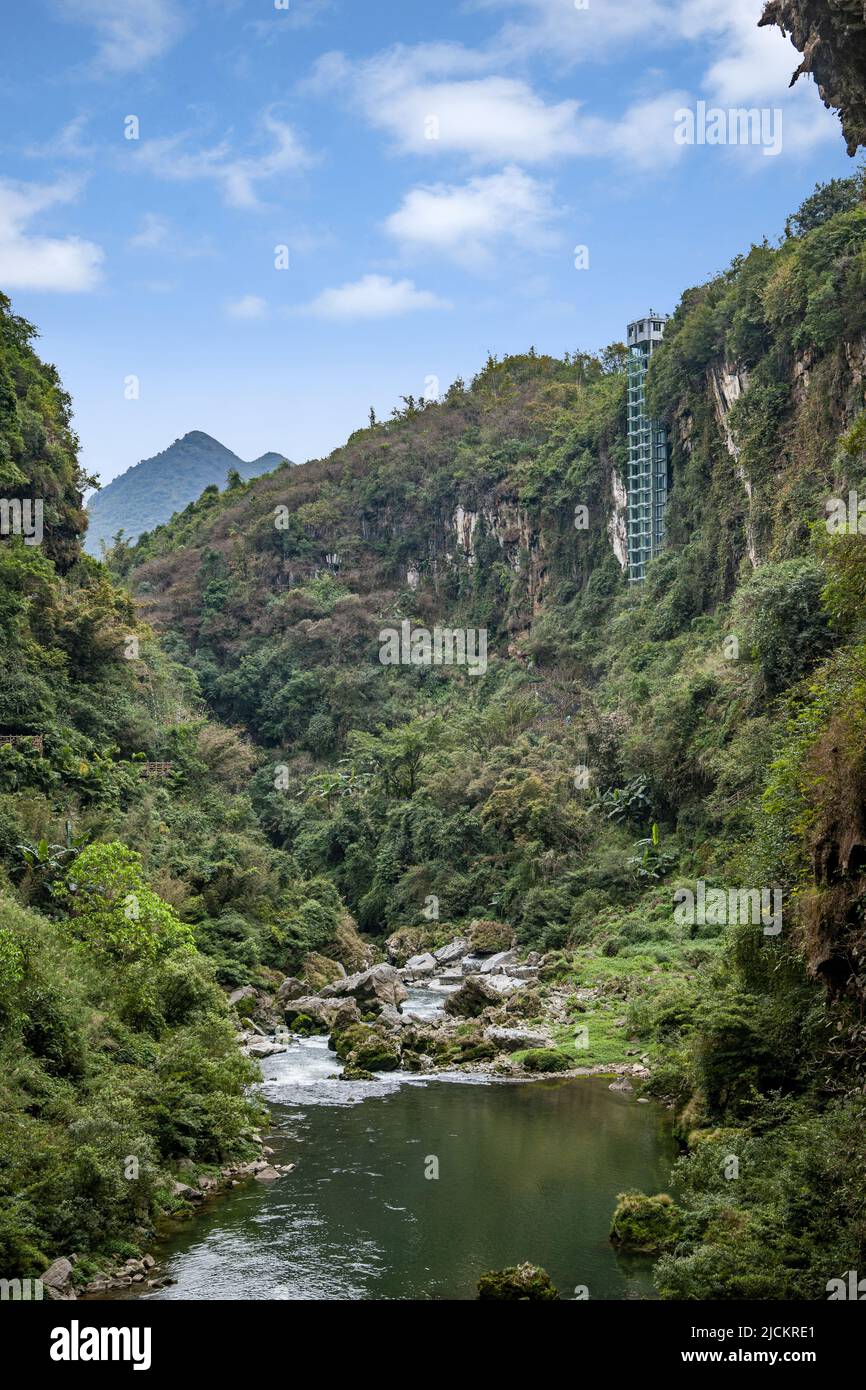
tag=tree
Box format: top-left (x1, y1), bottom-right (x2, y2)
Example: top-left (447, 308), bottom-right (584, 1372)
top-left (348, 718), bottom-right (444, 798)
top-left (785, 174), bottom-right (864, 239)
top-left (61, 842), bottom-right (194, 961)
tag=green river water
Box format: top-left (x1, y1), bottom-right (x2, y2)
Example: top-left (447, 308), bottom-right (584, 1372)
top-left (142, 1031), bottom-right (676, 1301)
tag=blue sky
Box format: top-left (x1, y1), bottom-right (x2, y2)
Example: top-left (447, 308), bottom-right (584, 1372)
top-left (0, 0), bottom-right (855, 486)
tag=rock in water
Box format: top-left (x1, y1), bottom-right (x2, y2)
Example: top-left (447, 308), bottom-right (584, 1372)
top-left (477, 1263), bottom-right (559, 1301)
top-left (321, 963), bottom-right (408, 1010)
top-left (433, 937), bottom-right (470, 964)
top-left (404, 952), bottom-right (437, 976)
top-left (443, 975), bottom-right (501, 1017)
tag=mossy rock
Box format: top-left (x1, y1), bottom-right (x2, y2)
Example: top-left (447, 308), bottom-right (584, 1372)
top-left (477, 1262), bottom-right (559, 1300)
top-left (522, 1048), bottom-right (572, 1073)
top-left (335, 1022), bottom-right (401, 1072)
top-left (505, 987), bottom-right (542, 1017)
top-left (399, 1049), bottom-right (427, 1072)
top-left (609, 1191), bottom-right (683, 1253)
top-left (291, 1013), bottom-right (327, 1037)
top-left (468, 918), bottom-right (516, 954)
top-left (329, 1024), bottom-right (360, 1057)
top-left (456, 1040), bottom-right (496, 1063)
top-left (341, 1065), bottom-right (374, 1081)
top-left (354, 1042), bottom-right (400, 1071)
top-left (385, 925), bottom-right (437, 965)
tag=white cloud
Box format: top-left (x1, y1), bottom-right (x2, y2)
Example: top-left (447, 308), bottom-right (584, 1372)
top-left (128, 212), bottom-right (169, 250)
top-left (0, 179), bottom-right (103, 292)
top-left (585, 92), bottom-right (693, 171)
top-left (314, 4), bottom-right (836, 175)
top-left (26, 115), bottom-right (95, 161)
top-left (385, 165), bottom-right (559, 265)
top-left (301, 274), bottom-right (450, 320)
top-left (58, 0), bottom-right (184, 73)
top-left (136, 109), bottom-right (313, 209)
top-left (485, 0), bottom-right (837, 153)
top-left (309, 48), bottom-right (581, 163)
top-left (226, 294), bottom-right (268, 320)
top-left (693, 0), bottom-right (839, 153)
top-left (482, 0), bottom-right (679, 64)
top-left (695, 0), bottom-right (808, 103)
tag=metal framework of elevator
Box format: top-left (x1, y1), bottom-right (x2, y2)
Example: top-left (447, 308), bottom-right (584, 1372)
top-left (626, 312), bottom-right (669, 583)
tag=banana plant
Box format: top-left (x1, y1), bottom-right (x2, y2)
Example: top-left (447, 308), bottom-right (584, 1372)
top-left (626, 822), bottom-right (676, 882)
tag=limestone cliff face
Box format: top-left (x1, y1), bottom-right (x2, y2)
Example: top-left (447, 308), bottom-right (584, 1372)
top-left (705, 363), bottom-right (759, 569)
top-left (760, 0), bottom-right (866, 154)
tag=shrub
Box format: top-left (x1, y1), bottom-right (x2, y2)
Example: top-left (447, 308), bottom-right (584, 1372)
top-left (609, 1192), bottom-right (683, 1253)
top-left (522, 1048), bottom-right (571, 1073)
top-left (469, 919), bottom-right (516, 954)
top-left (477, 1262), bottom-right (559, 1300)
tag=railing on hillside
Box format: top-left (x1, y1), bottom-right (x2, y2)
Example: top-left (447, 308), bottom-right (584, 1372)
top-left (0, 734), bottom-right (44, 754)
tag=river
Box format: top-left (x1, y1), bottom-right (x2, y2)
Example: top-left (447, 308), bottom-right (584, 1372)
top-left (142, 983), bottom-right (675, 1301)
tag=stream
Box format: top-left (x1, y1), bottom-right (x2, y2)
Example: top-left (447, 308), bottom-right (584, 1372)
top-left (141, 978), bottom-right (676, 1301)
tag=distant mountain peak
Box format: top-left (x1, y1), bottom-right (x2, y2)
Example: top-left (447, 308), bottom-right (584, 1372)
top-left (85, 432), bottom-right (293, 555)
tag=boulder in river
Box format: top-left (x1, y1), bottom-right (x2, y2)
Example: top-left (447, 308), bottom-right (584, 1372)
top-left (246, 1039), bottom-right (288, 1058)
top-left (433, 937), bottom-right (470, 964)
top-left (377, 1003), bottom-right (408, 1028)
top-left (479, 948), bottom-right (519, 975)
top-left (404, 952), bottom-right (437, 976)
top-left (283, 995), bottom-right (361, 1033)
top-left (331, 1022), bottom-right (401, 1072)
top-left (322, 962), bottom-right (408, 1011)
top-left (443, 975), bottom-right (502, 1018)
top-left (477, 1263), bottom-right (559, 1301)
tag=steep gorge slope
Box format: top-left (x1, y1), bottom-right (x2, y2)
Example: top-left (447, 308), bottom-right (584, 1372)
top-left (0, 297), bottom-right (351, 1284)
top-left (118, 174), bottom-right (866, 1296)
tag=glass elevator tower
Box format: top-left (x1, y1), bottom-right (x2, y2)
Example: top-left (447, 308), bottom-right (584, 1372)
top-left (626, 313), bottom-right (669, 583)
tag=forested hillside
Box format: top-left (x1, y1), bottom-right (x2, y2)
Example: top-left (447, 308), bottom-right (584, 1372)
top-left (114, 171), bottom-right (866, 1297)
top-left (0, 295), bottom-right (355, 1285)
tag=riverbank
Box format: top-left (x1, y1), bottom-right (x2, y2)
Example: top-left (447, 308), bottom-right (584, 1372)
top-left (232, 930), bottom-right (656, 1087)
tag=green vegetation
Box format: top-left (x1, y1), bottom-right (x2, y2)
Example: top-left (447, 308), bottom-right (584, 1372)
top-left (4, 174), bottom-right (866, 1298)
top-left (110, 175), bottom-right (866, 1299)
top-left (610, 1192), bottom-right (683, 1254)
top-left (476, 1262), bottom-right (560, 1300)
top-left (0, 297), bottom-right (350, 1281)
